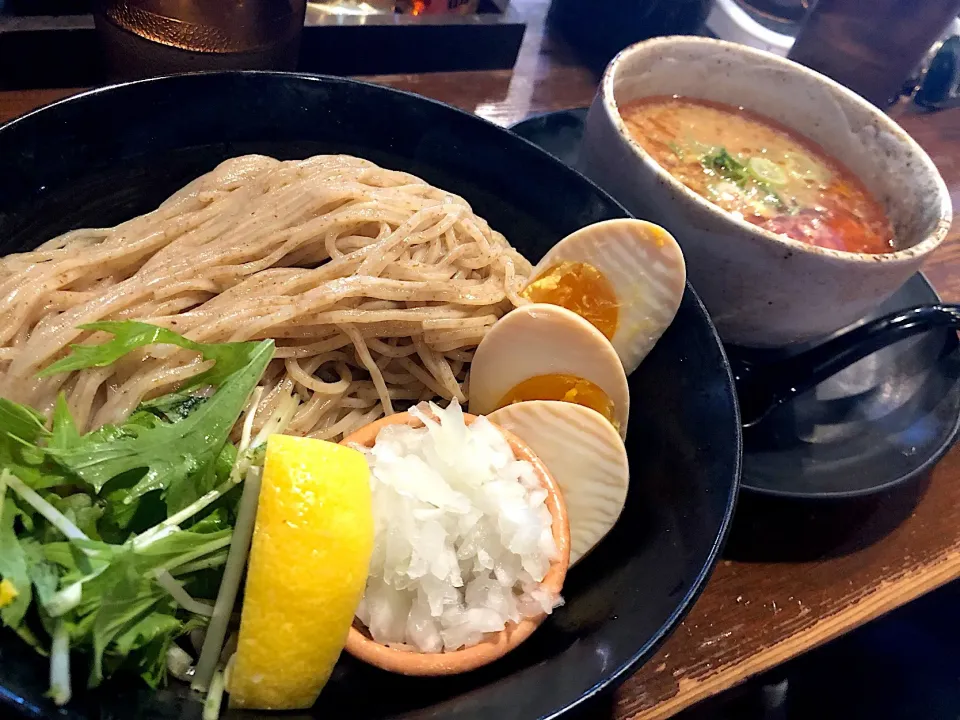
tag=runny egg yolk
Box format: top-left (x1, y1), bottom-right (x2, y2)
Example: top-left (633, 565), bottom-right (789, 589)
top-left (496, 373), bottom-right (619, 429)
top-left (520, 261), bottom-right (619, 340)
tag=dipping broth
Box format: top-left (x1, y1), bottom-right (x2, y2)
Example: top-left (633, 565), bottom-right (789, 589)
top-left (619, 97), bottom-right (895, 254)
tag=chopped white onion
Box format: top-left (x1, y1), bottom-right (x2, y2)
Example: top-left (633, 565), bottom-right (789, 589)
top-left (354, 400), bottom-right (560, 653)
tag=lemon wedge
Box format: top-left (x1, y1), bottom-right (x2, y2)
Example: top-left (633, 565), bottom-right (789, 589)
top-left (229, 435), bottom-right (373, 710)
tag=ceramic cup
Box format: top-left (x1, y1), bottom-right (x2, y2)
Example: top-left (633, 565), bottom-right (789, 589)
top-left (578, 36), bottom-right (953, 347)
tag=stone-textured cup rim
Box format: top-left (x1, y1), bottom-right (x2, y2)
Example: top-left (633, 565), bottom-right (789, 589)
top-left (340, 410), bottom-right (571, 676)
top-left (600, 35), bottom-right (952, 266)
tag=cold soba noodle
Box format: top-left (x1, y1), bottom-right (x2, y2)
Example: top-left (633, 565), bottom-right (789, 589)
top-left (0, 155), bottom-right (531, 439)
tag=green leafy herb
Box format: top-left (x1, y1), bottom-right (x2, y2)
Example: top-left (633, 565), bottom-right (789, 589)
top-left (0, 494), bottom-right (33, 628)
top-left (89, 577), bottom-right (171, 686)
top-left (701, 147), bottom-right (751, 185)
top-left (0, 433), bottom-right (69, 491)
top-left (140, 392), bottom-right (211, 424)
top-left (39, 321), bottom-right (267, 390)
top-left (110, 610), bottom-right (181, 687)
top-left (700, 147), bottom-right (786, 210)
top-left (45, 339), bottom-right (272, 500)
top-left (0, 399), bottom-right (50, 445)
top-left (0, 396), bottom-right (74, 491)
top-left (165, 443), bottom-right (238, 520)
top-left (75, 525), bottom-right (230, 686)
top-left (0, 320), bottom-right (280, 707)
top-left (50, 494), bottom-right (104, 541)
top-left (23, 538), bottom-right (60, 608)
top-left (50, 395), bottom-right (81, 452)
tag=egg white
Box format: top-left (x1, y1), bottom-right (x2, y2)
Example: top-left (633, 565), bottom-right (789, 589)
top-left (468, 303), bottom-right (629, 439)
top-left (489, 401), bottom-right (629, 565)
top-left (528, 219), bottom-right (686, 374)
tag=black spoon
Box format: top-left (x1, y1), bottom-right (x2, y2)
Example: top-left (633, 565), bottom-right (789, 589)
top-left (727, 304), bottom-right (960, 428)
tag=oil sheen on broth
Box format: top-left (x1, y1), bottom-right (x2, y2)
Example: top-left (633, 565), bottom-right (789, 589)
top-left (620, 97), bottom-right (895, 254)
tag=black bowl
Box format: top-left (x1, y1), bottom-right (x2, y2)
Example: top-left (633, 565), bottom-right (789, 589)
top-left (0, 72), bottom-right (741, 720)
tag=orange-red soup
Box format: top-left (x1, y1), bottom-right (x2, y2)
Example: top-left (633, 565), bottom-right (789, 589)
top-left (620, 97), bottom-right (895, 254)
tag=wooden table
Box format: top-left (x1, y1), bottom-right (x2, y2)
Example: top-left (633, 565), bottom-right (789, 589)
top-left (2, 2), bottom-right (960, 717)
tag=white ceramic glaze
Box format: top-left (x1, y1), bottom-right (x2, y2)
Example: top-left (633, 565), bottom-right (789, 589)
top-left (578, 36), bottom-right (953, 347)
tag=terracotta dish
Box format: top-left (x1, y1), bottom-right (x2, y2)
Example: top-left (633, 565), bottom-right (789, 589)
top-left (340, 410), bottom-right (571, 675)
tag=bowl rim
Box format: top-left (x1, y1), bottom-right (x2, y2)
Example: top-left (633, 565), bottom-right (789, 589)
top-left (599, 35), bottom-right (953, 264)
top-left (0, 71), bottom-right (742, 719)
top-left (339, 409), bottom-right (571, 676)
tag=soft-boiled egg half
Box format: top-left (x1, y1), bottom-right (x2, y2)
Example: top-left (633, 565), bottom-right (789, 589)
top-left (468, 303), bottom-right (629, 438)
top-left (520, 219), bottom-right (686, 374)
top-left (488, 401), bottom-right (629, 565)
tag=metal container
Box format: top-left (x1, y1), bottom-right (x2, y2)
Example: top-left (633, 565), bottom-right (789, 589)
top-left (94, 0), bottom-right (307, 80)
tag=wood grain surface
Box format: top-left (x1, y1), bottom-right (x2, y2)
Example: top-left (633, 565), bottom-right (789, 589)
top-left (1, 1), bottom-right (960, 717)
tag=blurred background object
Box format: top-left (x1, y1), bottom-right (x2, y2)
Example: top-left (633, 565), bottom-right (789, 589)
top-left (913, 35), bottom-right (960, 110)
top-left (2, 0), bottom-right (960, 108)
top-left (94, 0), bottom-right (307, 80)
top-left (547, 0), bottom-right (712, 72)
top-left (704, 0), bottom-right (960, 110)
top-left (308, 1), bottom-right (394, 17)
top-left (547, 0), bottom-right (960, 112)
top-left (395, 0), bottom-right (480, 14)
top-left (0, 0), bottom-right (523, 87)
top-left (788, 0), bottom-right (960, 107)
top-left (704, 0), bottom-right (808, 56)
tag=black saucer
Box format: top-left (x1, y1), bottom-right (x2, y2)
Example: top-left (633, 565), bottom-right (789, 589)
top-left (510, 109), bottom-right (960, 499)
